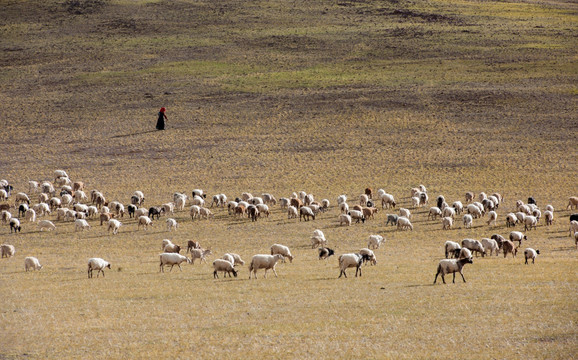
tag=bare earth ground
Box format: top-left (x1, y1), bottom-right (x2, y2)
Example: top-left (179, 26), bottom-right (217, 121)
top-left (0, 0), bottom-right (577, 359)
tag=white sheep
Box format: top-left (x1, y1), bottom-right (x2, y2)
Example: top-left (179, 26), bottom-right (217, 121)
top-left (459, 247), bottom-right (472, 260)
top-left (138, 215), bottom-right (153, 230)
top-left (24, 256), bottom-right (43, 271)
top-left (524, 215), bottom-right (538, 231)
top-left (190, 205), bottom-right (201, 220)
top-left (367, 235), bottom-right (385, 249)
top-left (337, 213), bottom-right (351, 226)
top-left (466, 204), bottom-right (482, 219)
top-left (1, 244), bottom-right (15, 258)
top-left (166, 218), bottom-right (178, 231)
top-left (190, 249), bottom-right (212, 264)
top-left (339, 202), bottom-right (350, 214)
top-left (428, 207), bottom-right (442, 220)
top-left (444, 241), bottom-right (461, 258)
top-left (506, 213), bottom-right (518, 227)
top-left (380, 193), bottom-right (396, 209)
top-left (248, 254), bottom-right (284, 279)
top-left (54, 169), bottom-right (69, 180)
top-left (163, 241), bottom-right (181, 253)
top-left (213, 259), bottom-right (238, 278)
top-left (33, 203), bottom-right (51, 217)
top-left (262, 193), bottom-right (276, 205)
top-left (270, 244), bottom-right (294, 263)
top-left (87, 258), bottom-right (111, 278)
top-left (509, 231), bottom-right (527, 246)
top-left (348, 210), bottom-right (365, 224)
top-left (399, 208), bottom-right (411, 219)
top-left (338, 253), bottom-right (369, 278)
top-left (359, 194), bottom-right (369, 206)
top-left (461, 239), bottom-right (485, 257)
top-left (107, 219), bottom-right (122, 235)
top-left (452, 201), bottom-right (464, 215)
top-left (543, 210), bottom-right (553, 226)
top-left (442, 206), bottom-right (456, 219)
top-left (25, 209), bottom-right (36, 223)
top-left (433, 257), bottom-right (473, 284)
top-left (486, 211), bottom-right (497, 227)
top-left (14, 192), bottom-right (30, 205)
top-left (321, 199), bottom-right (330, 211)
top-left (359, 248), bottom-right (377, 265)
top-left (515, 211), bottom-right (526, 224)
top-left (337, 194), bottom-right (347, 205)
top-left (159, 253), bottom-right (191, 272)
top-left (279, 197), bottom-right (290, 209)
top-left (569, 220), bottom-right (578, 237)
top-left (481, 238), bottom-right (499, 256)
top-left (524, 248), bottom-right (540, 264)
top-left (397, 216), bottom-right (413, 231)
top-left (175, 195), bottom-right (188, 211)
top-left (28, 180), bottom-right (40, 193)
top-left (567, 197), bottom-right (578, 210)
top-left (228, 253), bottom-right (245, 266)
top-left (256, 203), bottom-right (270, 218)
top-left (411, 196), bottom-right (420, 208)
top-left (463, 214), bottom-right (473, 229)
top-left (38, 220), bottom-right (56, 231)
top-left (74, 219), bottom-right (90, 232)
top-left (191, 195), bottom-right (205, 207)
top-left (442, 216), bottom-right (453, 230)
top-left (1, 210), bottom-right (11, 224)
top-left (287, 205), bottom-right (298, 219)
top-left (299, 206), bottom-right (315, 221)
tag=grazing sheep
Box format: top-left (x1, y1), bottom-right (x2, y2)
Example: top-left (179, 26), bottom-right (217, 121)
top-left (442, 206), bottom-right (455, 219)
top-left (524, 248), bottom-right (540, 264)
top-left (320, 199), bottom-right (330, 212)
top-left (441, 216), bottom-right (453, 230)
top-left (190, 249), bottom-right (212, 264)
top-left (411, 196), bottom-right (420, 208)
top-left (397, 216), bottom-right (413, 231)
top-left (87, 258), bottom-right (111, 278)
top-left (543, 210), bottom-right (553, 226)
top-left (0, 189), bottom-right (7, 201)
top-left (270, 244), bottom-right (294, 263)
top-left (138, 216), bottom-right (153, 231)
top-left (213, 259), bottom-right (238, 278)
top-left (228, 253), bottom-right (245, 266)
top-left (458, 247), bottom-right (472, 260)
top-left (247, 205), bottom-right (259, 221)
top-left (359, 194), bottom-right (369, 207)
top-left (461, 239), bottom-right (485, 257)
top-left (362, 207), bottom-right (378, 220)
top-left (290, 198), bottom-right (303, 210)
top-left (1, 244), bottom-right (15, 258)
top-left (399, 208), bottom-right (411, 219)
top-left (465, 192), bottom-right (475, 203)
top-left (380, 193), bottom-right (396, 209)
top-left (318, 247), bottom-right (335, 260)
top-left (159, 253), bottom-right (191, 272)
top-left (444, 241), bottom-right (461, 259)
top-left (24, 256), bottom-right (43, 271)
top-left (502, 240), bottom-right (517, 258)
top-left (337, 195), bottom-right (347, 205)
top-left (163, 242), bottom-right (181, 254)
top-left (338, 253), bottom-right (370, 278)
top-left (452, 201), bottom-right (464, 215)
top-left (166, 218), bottom-right (178, 231)
top-left (298, 206), bottom-right (314, 221)
top-left (28, 180), bottom-right (39, 194)
top-left (433, 257), bottom-right (473, 284)
top-left (256, 204), bottom-right (270, 218)
top-left (367, 235), bottom-right (385, 249)
top-left (199, 207), bottom-right (214, 220)
top-left (506, 213), bottom-right (518, 228)
top-left (339, 202), bottom-right (350, 214)
top-left (287, 205), bottom-right (298, 219)
top-left (38, 220), bottom-right (56, 231)
top-left (515, 212), bottom-right (526, 224)
top-left (74, 219), bottom-right (90, 232)
top-left (25, 209), bottom-right (36, 223)
top-left (107, 219), bottom-right (122, 235)
top-left (14, 192), bottom-right (30, 205)
top-left (100, 212), bottom-right (114, 226)
top-left (241, 192), bottom-right (253, 202)
top-left (9, 218), bottom-right (21, 233)
top-left (481, 238), bottom-right (499, 256)
top-left (509, 231), bottom-right (527, 247)
top-left (569, 220), bottom-right (578, 237)
top-left (279, 197), bottom-right (290, 209)
top-left (348, 210), bottom-right (365, 224)
top-left (466, 204), bottom-right (482, 219)
top-left (359, 248), bottom-right (377, 265)
top-left (148, 206), bottom-right (164, 220)
top-left (18, 203), bottom-right (29, 218)
top-left (311, 229), bottom-right (327, 248)
top-left (567, 197), bottom-right (578, 210)
top-left (248, 254), bottom-right (285, 279)
top-left (487, 211), bottom-right (497, 227)
top-left (386, 214), bottom-right (398, 226)
top-left (524, 215), bottom-right (538, 231)
top-left (463, 214), bottom-right (473, 229)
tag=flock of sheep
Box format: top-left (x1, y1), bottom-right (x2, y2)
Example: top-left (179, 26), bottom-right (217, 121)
top-left (1, 170), bottom-right (578, 283)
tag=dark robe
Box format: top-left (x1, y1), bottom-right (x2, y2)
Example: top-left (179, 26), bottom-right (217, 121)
top-left (156, 112), bottom-right (166, 130)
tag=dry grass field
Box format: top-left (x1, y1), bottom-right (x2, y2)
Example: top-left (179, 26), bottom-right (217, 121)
top-left (1, 0), bottom-right (577, 358)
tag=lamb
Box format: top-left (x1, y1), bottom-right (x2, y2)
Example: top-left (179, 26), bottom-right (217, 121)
top-left (299, 206), bottom-right (315, 221)
top-left (87, 258), bottom-right (111, 278)
top-left (107, 219), bottom-right (122, 235)
top-left (38, 220), bottom-right (56, 231)
top-left (190, 249), bottom-right (212, 264)
top-left (486, 211), bottom-right (497, 227)
top-left (506, 213), bottom-right (518, 227)
top-left (386, 214), bottom-right (398, 226)
top-left (461, 239), bottom-right (485, 257)
top-left (248, 254), bottom-right (285, 279)
top-left (463, 214), bottom-right (473, 229)
top-left (481, 238), bottom-right (499, 256)
top-left (509, 231), bottom-right (527, 247)
top-left (433, 257), bottom-right (474, 284)
top-left (159, 253), bottom-right (191, 272)
top-left (444, 241), bottom-right (461, 258)
top-left (442, 216), bottom-right (453, 230)
top-left (348, 210), bottom-right (365, 224)
top-left (318, 247), bottom-right (335, 260)
top-left (24, 256), bottom-right (43, 271)
top-left (25, 209), bottom-right (36, 223)
top-left (567, 196), bottom-right (578, 210)
top-left (502, 240), bottom-right (517, 258)
top-left (1, 244), bottom-right (15, 258)
top-left (524, 215), bottom-right (538, 231)
top-left (338, 253), bottom-right (370, 278)
top-left (270, 244), bottom-right (294, 263)
top-left (359, 248), bottom-right (377, 265)
top-left (397, 216), bottom-right (413, 231)
top-left (74, 219), bottom-right (90, 232)
top-left (524, 248), bottom-right (540, 264)
top-left (9, 218), bottom-right (21, 233)
top-left (367, 235), bottom-right (385, 249)
top-left (213, 259), bottom-right (238, 278)
top-left (137, 215), bottom-right (153, 231)
top-left (287, 205), bottom-right (298, 219)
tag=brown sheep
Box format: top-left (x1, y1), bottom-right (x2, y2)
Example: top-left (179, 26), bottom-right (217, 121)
top-left (567, 196), bottom-right (578, 210)
top-left (362, 207), bottom-right (378, 220)
top-left (186, 240), bottom-right (201, 253)
top-left (365, 188), bottom-right (373, 199)
top-left (352, 205), bottom-right (363, 211)
top-left (73, 181), bottom-right (85, 192)
top-left (290, 198), bottom-right (303, 209)
top-left (234, 204), bottom-right (246, 217)
top-left (502, 240), bottom-right (517, 258)
top-left (100, 212), bottom-right (114, 225)
top-left (465, 191), bottom-right (475, 203)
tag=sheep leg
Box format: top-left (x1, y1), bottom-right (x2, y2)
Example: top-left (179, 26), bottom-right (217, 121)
top-left (272, 267), bottom-right (278, 277)
top-left (160, 263), bottom-right (164, 272)
top-left (177, 264), bottom-right (182, 271)
top-left (213, 271), bottom-right (218, 279)
top-left (88, 269), bottom-right (92, 278)
top-left (452, 272), bottom-right (456, 283)
top-left (459, 271), bottom-right (466, 283)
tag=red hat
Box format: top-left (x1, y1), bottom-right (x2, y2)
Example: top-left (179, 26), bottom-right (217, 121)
top-left (160, 107), bottom-right (166, 113)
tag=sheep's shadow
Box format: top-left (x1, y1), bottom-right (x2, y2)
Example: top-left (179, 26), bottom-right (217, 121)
top-left (111, 130), bottom-right (158, 139)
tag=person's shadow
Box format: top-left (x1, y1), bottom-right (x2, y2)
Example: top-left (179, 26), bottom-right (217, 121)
top-left (111, 130), bottom-right (158, 138)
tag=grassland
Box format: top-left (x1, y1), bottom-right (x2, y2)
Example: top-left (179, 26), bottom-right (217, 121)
top-left (0, 0), bottom-right (577, 359)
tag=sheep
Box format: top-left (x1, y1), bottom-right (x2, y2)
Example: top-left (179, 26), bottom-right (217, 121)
top-left (442, 216), bottom-right (453, 230)
top-left (100, 212), bottom-right (114, 225)
top-left (452, 201), bottom-right (464, 215)
top-left (359, 194), bottom-right (369, 207)
top-left (510, 231), bottom-right (527, 247)
top-left (8, 217), bottom-right (21, 233)
top-left (339, 202), bottom-right (350, 214)
top-left (348, 210), bottom-right (365, 224)
top-left (256, 204), bottom-right (270, 218)
top-left (38, 220), bottom-right (56, 231)
top-left (419, 192), bottom-right (429, 207)
top-left (212, 259), bottom-right (238, 278)
top-left (524, 248), bottom-right (540, 264)
top-left (524, 215), bottom-right (538, 231)
top-left (442, 206), bottom-right (456, 220)
top-left (241, 192), bottom-right (253, 202)
top-left (461, 239), bottom-right (485, 257)
top-left (228, 253), bottom-right (245, 266)
top-left (359, 248), bottom-right (377, 265)
top-left (487, 211), bottom-right (497, 227)
top-left (338, 253), bottom-right (370, 278)
top-left (28, 180), bottom-right (39, 194)
top-left (367, 235), bottom-right (385, 249)
top-left (502, 240), bottom-right (517, 258)
top-left (159, 253), bottom-right (191, 272)
top-left (0, 189), bottom-right (7, 202)
top-left (463, 214), bottom-right (473, 229)
top-left (163, 241), bottom-right (181, 254)
top-left (515, 211), bottom-right (527, 224)
top-left (518, 204), bottom-right (532, 215)
top-left (362, 207), bottom-right (378, 220)
top-left (40, 182), bottom-right (56, 196)
top-left (247, 205), bottom-right (259, 221)
top-left (299, 206), bottom-right (315, 221)
top-left (33, 203), bottom-right (51, 217)
top-left (86, 206), bottom-right (98, 218)
top-left (87, 258), bottom-right (111, 278)
top-left (465, 192), bottom-right (475, 203)
top-left (433, 257), bottom-right (473, 284)
top-left (458, 247), bottom-right (472, 260)
top-left (318, 247), bottom-right (335, 260)
top-left (137, 216), bottom-right (153, 231)
top-left (427, 207), bottom-right (441, 220)
top-left (74, 219), bottom-right (90, 232)
top-left (165, 218), bottom-right (178, 232)
top-left (73, 190), bottom-right (87, 203)
top-left (337, 194), bottom-right (347, 205)
top-left (567, 196), bottom-right (578, 210)
top-left (190, 205), bottom-right (201, 220)
top-left (569, 220), bottom-right (578, 237)
top-left (1, 244), bottom-right (15, 258)
top-left (148, 206), bottom-right (164, 220)
top-left (54, 169), bottom-right (69, 180)
top-left (190, 249), bottom-right (212, 264)
top-left (481, 238), bottom-right (499, 256)
top-left (186, 240), bottom-right (201, 253)
top-left (411, 196), bottom-right (420, 208)
top-left (270, 244), bottom-right (294, 263)
top-left (482, 199), bottom-right (495, 213)
top-left (444, 241), bottom-right (462, 258)
top-left (107, 219), bottom-right (122, 235)
top-left (397, 216), bottom-right (413, 231)
top-left (287, 205), bottom-right (298, 219)
top-left (279, 197), bottom-right (290, 209)
top-left (399, 208), bottom-right (411, 219)
top-left (14, 192), bottom-right (30, 205)
top-left (248, 254), bottom-right (285, 279)
top-left (250, 196), bottom-right (264, 206)
top-left (199, 207), bottom-right (214, 220)
top-left (24, 256), bottom-right (43, 271)
top-left (380, 193), bottom-right (396, 209)
top-left (192, 189), bottom-right (206, 199)
top-left (543, 210), bottom-right (554, 226)
top-left (385, 214), bottom-right (398, 226)
top-left (466, 204), bottom-right (482, 219)
top-left (25, 209), bottom-right (36, 223)
top-left (61, 193), bottom-right (73, 207)
top-left (506, 213), bottom-right (518, 227)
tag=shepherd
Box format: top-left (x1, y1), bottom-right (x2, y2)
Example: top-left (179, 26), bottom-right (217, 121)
top-left (156, 107), bottom-right (167, 130)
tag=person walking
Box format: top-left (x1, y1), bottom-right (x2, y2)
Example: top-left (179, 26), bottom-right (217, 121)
top-left (156, 107), bottom-right (167, 130)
